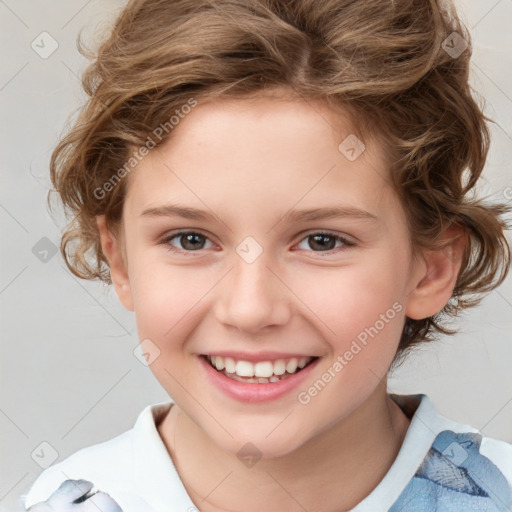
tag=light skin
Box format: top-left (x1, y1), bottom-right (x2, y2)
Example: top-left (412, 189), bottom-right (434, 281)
top-left (97, 93), bottom-right (466, 512)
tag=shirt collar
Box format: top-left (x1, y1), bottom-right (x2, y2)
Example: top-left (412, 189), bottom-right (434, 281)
top-left (129, 394), bottom-right (465, 512)
top-left (350, 393), bottom-right (465, 511)
top-left (131, 399), bottom-right (196, 512)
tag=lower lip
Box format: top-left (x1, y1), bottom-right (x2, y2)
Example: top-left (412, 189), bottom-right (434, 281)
top-left (199, 355), bottom-right (320, 403)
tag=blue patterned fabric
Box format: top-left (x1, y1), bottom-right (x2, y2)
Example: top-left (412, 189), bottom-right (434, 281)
top-left (389, 431), bottom-right (512, 511)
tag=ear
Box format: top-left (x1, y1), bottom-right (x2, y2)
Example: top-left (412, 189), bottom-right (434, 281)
top-left (405, 225), bottom-right (467, 320)
top-left (96, 215), bottom-right (134, 311)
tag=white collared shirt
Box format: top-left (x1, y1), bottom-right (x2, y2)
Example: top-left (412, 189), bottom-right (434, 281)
top-left (21, 394), bottom-right (512, 512)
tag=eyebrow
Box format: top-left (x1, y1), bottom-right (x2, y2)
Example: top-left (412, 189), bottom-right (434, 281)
top-left (141, 204), bottom-right (378, 224)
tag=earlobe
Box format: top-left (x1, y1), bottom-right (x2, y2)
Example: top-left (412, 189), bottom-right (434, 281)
top-left (96, 215), bottom-right (134, 312)
top-left (405, 226), bottom-right (467, 320)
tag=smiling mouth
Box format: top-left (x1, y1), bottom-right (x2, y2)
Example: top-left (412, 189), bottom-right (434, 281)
top-left (202, 354), bottom-right (319, 383)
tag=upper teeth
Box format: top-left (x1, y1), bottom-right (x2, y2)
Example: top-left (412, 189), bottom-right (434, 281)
top-left (207, 355), bottom-right (313, 378)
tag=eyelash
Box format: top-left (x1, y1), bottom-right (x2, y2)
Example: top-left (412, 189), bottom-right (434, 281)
top-left (159, 230), bottom-right (356, 256)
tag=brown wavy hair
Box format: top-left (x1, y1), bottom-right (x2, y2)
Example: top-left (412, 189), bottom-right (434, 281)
top-left (49, 0), bottom-right (511, 358)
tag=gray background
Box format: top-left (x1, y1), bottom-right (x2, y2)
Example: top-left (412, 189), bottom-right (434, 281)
top-left (1, 1), bottom-right (511, 510)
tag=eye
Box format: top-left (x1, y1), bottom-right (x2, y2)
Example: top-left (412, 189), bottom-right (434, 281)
top-left (161, 231), bottom-right (214, 254)
top-left (160, 230), bottom-right (356, 256)
top-left (295, 231), bottom-right (355, 253)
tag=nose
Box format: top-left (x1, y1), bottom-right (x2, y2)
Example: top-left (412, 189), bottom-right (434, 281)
top-left (214, 254), bottom-right (292, 334)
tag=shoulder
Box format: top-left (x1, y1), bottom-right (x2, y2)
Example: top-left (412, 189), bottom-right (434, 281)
top-left (479, 434), bottom-right (512, 483)
top-left (393, 432), bottom-right (512, 511)
top-left (389, 394), bottom-right (512, 512)
top-left (412, 394), bottom-right (512, 484)
top-left (23, 401), bottom-right (173, 511)
top-left (23, 427), bottom-right (135, 508)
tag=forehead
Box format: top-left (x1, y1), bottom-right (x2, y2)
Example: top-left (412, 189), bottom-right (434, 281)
top-left (123, 96), bottom-right (394, 221)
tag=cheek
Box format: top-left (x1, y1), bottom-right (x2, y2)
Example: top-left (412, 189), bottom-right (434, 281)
top-left (292, 263), bottom-right (406, 421)
top-left (289, 260), bottom-right (408, 406)
top-left (129, 259), bottom-right (214, 345)
top-left (291, 253), bottom-right (407, 344)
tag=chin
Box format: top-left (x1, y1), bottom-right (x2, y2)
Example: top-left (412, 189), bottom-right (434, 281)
top-left (211, 422), bottom-right (311, 461)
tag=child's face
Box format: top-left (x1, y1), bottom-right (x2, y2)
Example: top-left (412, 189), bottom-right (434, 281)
top-left (108, 96), bottom-right (430, 457)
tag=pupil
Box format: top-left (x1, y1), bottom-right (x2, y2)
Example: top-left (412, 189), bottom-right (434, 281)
top-left (182, 233), bottom-right (203, 250)
top-left (310, 234), bottom-right (335, 251)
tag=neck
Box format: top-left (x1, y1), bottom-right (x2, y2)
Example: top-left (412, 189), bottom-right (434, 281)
top-left (157, 382), bottom-right (411, 512)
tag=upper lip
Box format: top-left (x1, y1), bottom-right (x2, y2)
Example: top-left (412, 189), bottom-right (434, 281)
top-left (201, 351), bottom-right (320, 362)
